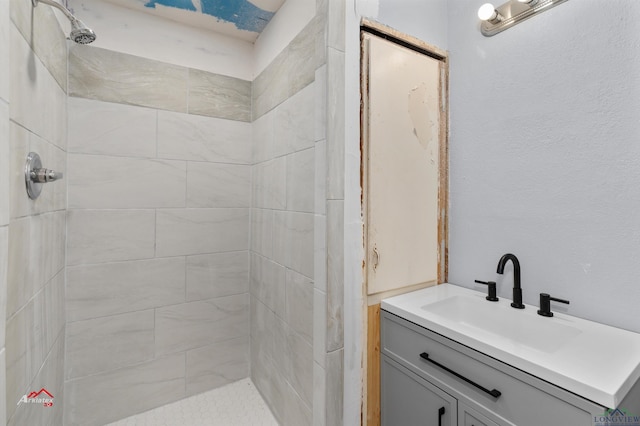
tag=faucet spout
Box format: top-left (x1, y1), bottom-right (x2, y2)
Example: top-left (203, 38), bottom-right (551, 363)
top-left (497, 253), bottom-right (525, 309)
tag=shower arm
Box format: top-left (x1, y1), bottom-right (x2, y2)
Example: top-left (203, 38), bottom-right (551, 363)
top-left (32, 0), bottom-right (77, 23)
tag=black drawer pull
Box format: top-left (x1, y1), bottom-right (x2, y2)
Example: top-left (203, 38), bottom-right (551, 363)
top-left (438, 406), bottom-right (445, 426)
top-left (419, 352), bottom-right (502, 399)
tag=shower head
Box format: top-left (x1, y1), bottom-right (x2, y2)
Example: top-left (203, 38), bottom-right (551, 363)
top-left (31, 0), bottom-right (97, 44)
top-left (70, 18), bottom-right (96, 44)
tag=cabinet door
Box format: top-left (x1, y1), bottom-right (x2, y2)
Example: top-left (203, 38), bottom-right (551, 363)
top-left (459, 404), bottom-right (502, 426)
top-left (382, 355), bottom-right (456, 426)
top-left (363, 33), bottom-right (444, 296)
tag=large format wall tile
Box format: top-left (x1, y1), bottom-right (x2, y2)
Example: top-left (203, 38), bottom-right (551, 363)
top-left (68, 154), bottom-right (186, 209)
top-left (156, 208), bottom-right (249, 257)
top-left (155, 294), bottom-right (249, 356)
top-left (187, 162), bottom-right (251, 208)
top-left (286, 269), bottom-right (313, 344)
top-left (0, 102), bottom-right (8, 226)
top-left (287, 147), bottom-right (315, 213)
top-left (0, 227), bottom-right (7, 345)
top-left (251, 208), bottom-right (274, 259)
top-left (185, 336), bottom-right (248, 396)
top-left (285, 325), bottom-right (313, 408)
top-left (66, 257), bottom-right (185, 322)
top-left (157, 110), bottom-right (251, 164)
top-left (253, 157), bottom-right (286, 210)
top-left (69, 45), bottom-right (188, 112)
top-left (250, 253), bottom-right (285, 319)
top-left (0, 0), bottom-right (9, 102)
top-left (326, 200), bottom-right (344, 352)
top-left (188, 70), bottom-right (251, 122)
top-left (284, 381), bottom-right (312, 426)
top-left (67, 210), bottom-right (155, 266)
top-left (10, 26), bottom-right (66, 149)
top-left (186, 251), bottom-right (248, 301)
top-left (273, 211), bottom-right (314, 279)
top-left (65, 353), bottom-right (186, 426)
top-left (68, 97), bottom-right (157, 158)
top-left (65, 310), bottom-right (155, 380)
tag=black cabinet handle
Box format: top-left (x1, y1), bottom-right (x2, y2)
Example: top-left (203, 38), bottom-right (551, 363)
top-left (438, 406), bottom-right (445, 426)
top-left (419, 352), bottom-right (502, 399)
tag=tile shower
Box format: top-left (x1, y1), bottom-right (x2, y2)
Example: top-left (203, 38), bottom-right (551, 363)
top-left (1, 0), bottom-right (346, 425)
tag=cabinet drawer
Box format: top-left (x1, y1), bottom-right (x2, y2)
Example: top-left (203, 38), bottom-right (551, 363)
top-left (381, 311), bottom-right (602, 426)
top-left (382, 355), bottom-right (456, 426)
top-left (460, 404), bottom-right (499, 426)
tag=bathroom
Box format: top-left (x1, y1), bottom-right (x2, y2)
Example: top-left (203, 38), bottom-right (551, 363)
top-left (1, 0), bottom-right (639, 425)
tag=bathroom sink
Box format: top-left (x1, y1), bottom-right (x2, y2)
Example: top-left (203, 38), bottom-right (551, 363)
top-left (381, 283), bottom-right (640, 409)
top-left (422, 295), bottom-right (582, 353)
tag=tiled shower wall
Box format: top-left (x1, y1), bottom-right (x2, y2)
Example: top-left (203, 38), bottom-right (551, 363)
top-left (248, 0), bottom-right (347, 424)
top-left (4, 1), bottom-right (68, 425)
top-left (64, 45), bottom-right (252, 426)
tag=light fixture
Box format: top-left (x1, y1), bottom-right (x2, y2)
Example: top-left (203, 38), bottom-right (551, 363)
top-left (478, 0), bottom-right (569, 37)
top-left (477, 3), bottom-right (503, 24)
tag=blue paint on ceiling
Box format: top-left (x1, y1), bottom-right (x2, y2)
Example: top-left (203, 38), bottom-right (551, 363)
top-left (144, 0), bottom-right (275, 33)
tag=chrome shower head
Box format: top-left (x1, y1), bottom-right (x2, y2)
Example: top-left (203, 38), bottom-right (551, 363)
top-left (70, 18), bottom-right (96, 44)
top-left (32, 0), bottom-right (97, 44)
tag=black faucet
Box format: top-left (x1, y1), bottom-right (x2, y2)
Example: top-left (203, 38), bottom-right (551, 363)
top-left (496, 253), bottom-right (525, 309)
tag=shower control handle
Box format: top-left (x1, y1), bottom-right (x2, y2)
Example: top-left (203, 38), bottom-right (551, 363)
top-left (31, 168), bottom-right (63, 183)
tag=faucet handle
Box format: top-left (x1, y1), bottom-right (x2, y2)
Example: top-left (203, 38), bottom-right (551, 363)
top-left (537, 293), bottom-right (570, 317)
top-left (474, 280), bottom-right (499, 302)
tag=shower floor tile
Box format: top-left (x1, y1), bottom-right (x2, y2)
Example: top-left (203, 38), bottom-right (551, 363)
top-left (106, 379), bottom-right (278, 426)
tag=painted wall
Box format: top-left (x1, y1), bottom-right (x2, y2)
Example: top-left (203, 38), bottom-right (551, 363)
top-left (447, 0), bottom-right (640, 334)
top-left (4, 2), bottom-right (68, 425)
top-left (64, 46), bottom-right (252, 426)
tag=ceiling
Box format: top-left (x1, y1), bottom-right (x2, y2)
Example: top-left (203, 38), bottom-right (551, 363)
top-left (101, 0), bottom-right (286, 42)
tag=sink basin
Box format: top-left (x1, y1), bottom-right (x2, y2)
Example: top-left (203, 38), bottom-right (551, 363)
top-left (421, 295), bottom-right (582, 353)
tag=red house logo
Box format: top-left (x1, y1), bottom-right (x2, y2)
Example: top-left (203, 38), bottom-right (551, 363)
top-left (18, 388), bottom-right (54, 407)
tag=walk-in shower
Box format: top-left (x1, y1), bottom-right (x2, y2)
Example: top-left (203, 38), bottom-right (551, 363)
top-left (31, 0), bottom-right (96, 44)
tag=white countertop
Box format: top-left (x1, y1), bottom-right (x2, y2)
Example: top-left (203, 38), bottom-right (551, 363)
top-left (381, 283), bottom-right (640, 408)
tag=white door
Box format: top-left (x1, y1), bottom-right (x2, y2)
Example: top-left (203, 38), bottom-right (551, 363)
top-left (364, 33), bottom-right (443, 296)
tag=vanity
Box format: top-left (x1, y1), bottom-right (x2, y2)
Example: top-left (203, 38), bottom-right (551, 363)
top-left (381, 284), bottom-right (640, 426)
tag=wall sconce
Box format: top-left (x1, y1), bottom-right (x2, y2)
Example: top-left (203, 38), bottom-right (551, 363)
top-left (478, 0), bottom-right (569, 37)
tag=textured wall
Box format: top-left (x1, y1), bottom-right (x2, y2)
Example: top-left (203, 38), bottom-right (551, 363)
top-left (4, 1), bottom-right (68, 425)
top-left (447, 0), bottom-right (640, 333)
top-left (64, 47), bottom-right (252, 426)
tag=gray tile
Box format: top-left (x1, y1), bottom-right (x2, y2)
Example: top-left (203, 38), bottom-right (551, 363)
top-left (6, 218), bottom-right (31, 318)
top-left (285, 326), bottom-right (313, 408)
top-left (157, 110), bottom-right (251, 164)
top-left (186, 251), bottom-right (248, 301)
top-left (68, 154), bottom-right (186, 209)
top-left (252, 48), bottom-right (289, 119)
top-left (252, 111), bottom-right (275, 164)
top-left (313, 362), bottom-right (326, 426)
top-left (9, 0), bottom-right (67, 90)
top-left (286, 269), bottom-right (313, 344)
top-left (250, 208), bottom-right (274, 259)
top-left (251, 335), bottom-right (286, 423)
top-left (250, 253), bottom-right (286, 319)
top-left (0, 0), bottom-right (8, 101)
top-left (313, 289), bottom-right (327, 367)
top-left (156, 208), bottom-right (249, 257)
top-left (10, 26), bottom-right (67, 150)
top-left (8, 122), bottom-right (29, 220)
top-left (314, 214), bottom-right (327, 292)
top-left (288, 212), bottom-right (315, 279)
top-left (0, 102), bottom-right (8, 225)
top-left (286, 20), bottom-right (317, 96)
top-left (274, 83), bottom-right (315, 158)
top-left (0, 227), bottom-right (7, 345)
top-left (27, 211), bottom-right (65, 295)
top-left (69, 45), bottom-right (188, 112)
top-left (253, 157), bottom-right (287, 210)
top-left (64, 354), bottom-right (185, 426)
top-left (327, 48), bottom-right (345, 200)
top-left (66, 257), bottom-right (185, 322)
top-left (68, 97), bottom-right (157, 158)
top-left (287, 147), bottom-right (315, 213)
top-left (0, 349), bottom-right (6, 426)
top-left (314, 140), bottom-right (327, 215)
top-left (325, 349), bottom-right (343, 426)
top-left (187, 162), bottom-right (251, 208)
top-left (155, 294), bottom-right (249, 356)
top-left (315, 4), bottom-right (328, 69)
top-left (5, 301), bottom-right (27, 421)
top-left (43, 270), bottom-right (65, 351)
top-left (284, 382), bottom-right (312, 426)
top-left (327, 0), bottom-right (345, 52)
top-left (24, 132), bottom-right (67, 215)
top-left (315, 66), bottom-right (327, 143)
top-left (185, 336), bottom-right (249, 396)
top-left (327, 200), bottom-right (344, 351)
top-left (66, 209), bottom-right (156, 266)
top-left (188, 69), bottom-right (251, 122)
top-left (65, 310), bottom-right (155, 380)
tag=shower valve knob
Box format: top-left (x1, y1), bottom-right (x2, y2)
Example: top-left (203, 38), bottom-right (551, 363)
top-left (31, 168), bottom-right (63, 183)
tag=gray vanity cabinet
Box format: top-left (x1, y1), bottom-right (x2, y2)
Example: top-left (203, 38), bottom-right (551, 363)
top-left (381, 310), bottom-right (605, 426)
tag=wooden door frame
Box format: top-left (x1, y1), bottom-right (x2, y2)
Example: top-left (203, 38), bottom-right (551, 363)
top-left (360, 19), bottom-right (449, 426)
